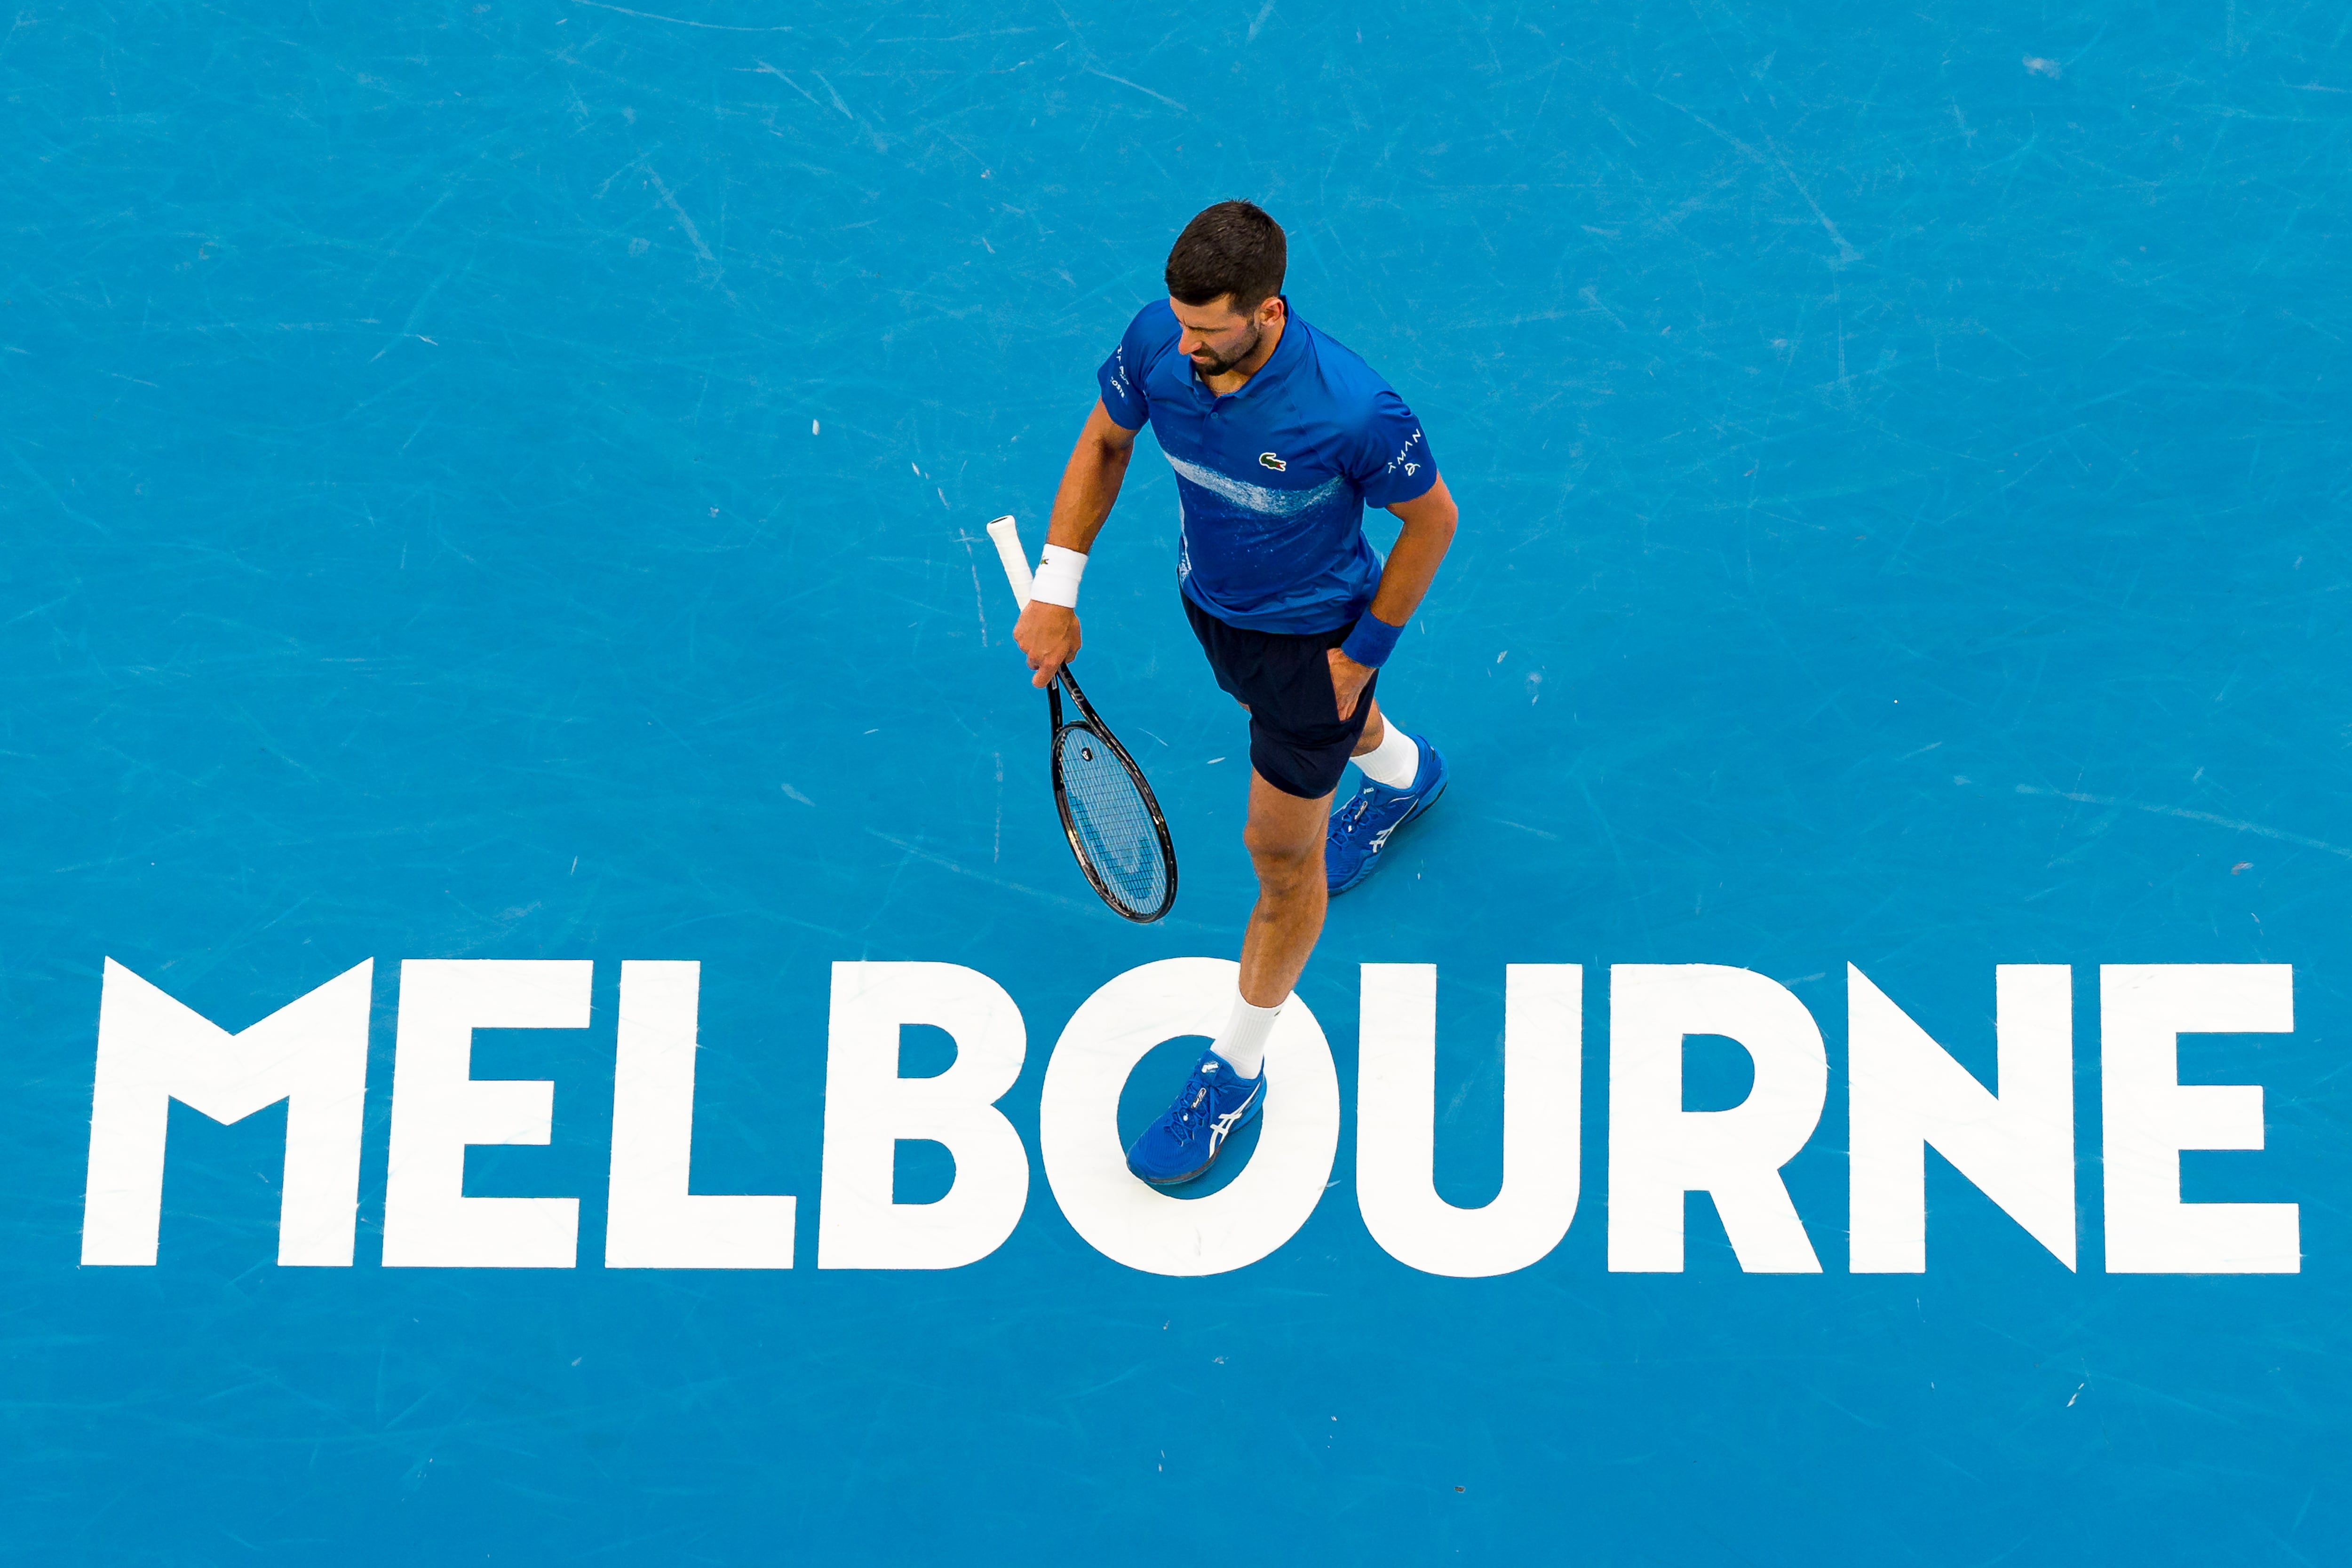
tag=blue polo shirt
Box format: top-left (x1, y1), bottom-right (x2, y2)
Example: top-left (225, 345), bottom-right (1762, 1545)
top-left (1097, 299), bottom-right (1436, 634)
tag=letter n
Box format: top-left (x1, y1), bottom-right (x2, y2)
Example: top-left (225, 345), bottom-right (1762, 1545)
top-left (81, 958), bottom-right (373, 1266)
top-left (1847, 965), bottom-right (2075, 1272)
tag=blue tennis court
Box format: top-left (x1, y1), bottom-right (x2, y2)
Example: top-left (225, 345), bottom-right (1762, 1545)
top-left (7, 1), bottom-right (2347, 1560)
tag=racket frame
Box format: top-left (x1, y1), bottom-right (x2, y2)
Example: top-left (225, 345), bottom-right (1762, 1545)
top-left (1047, 664), bottom-right (1178, 924)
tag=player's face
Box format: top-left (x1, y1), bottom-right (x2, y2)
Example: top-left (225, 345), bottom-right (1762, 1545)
top-left (1172, 295), bottom-right (1277, 377)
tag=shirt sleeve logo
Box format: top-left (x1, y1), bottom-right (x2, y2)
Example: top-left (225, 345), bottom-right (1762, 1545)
top-left (1257, 452), bottom-right (1286, 472)
top-left (1383, 427), bottom-right (1426, 475)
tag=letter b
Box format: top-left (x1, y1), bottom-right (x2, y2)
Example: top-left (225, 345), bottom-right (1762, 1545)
top-left (817, 962), bottom-right (1029, 1269)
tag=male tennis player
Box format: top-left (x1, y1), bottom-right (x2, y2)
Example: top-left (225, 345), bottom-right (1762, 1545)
top-left (1013, 200), bottom-right (1455, 1186)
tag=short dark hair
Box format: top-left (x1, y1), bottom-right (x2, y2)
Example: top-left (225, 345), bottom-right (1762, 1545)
top-left (1165, 201), bottom-right (1287, 311)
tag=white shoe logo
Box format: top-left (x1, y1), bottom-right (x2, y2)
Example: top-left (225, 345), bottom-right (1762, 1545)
top-left (1368, 825), bottom-right (1397, 854)
top-left (1206, 1082), bottom-right (1263, 1154)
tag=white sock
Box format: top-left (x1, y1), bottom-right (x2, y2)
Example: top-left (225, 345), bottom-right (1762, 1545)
top-left (1214, 991), bottom-right (1282, 1078)
top-left (1356, 722), bottom-right (1420, 789)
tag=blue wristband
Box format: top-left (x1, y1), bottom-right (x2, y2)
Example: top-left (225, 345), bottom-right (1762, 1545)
top-left (1339, 611), bottom-right (1404, 669)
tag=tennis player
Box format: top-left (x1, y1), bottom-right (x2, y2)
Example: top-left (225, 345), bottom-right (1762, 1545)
top-left (1013, 200), bottom-right (1455, 1187)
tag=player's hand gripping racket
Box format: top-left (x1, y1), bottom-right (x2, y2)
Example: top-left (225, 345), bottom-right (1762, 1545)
top-left (987, 515), bottom-right (1178, 923)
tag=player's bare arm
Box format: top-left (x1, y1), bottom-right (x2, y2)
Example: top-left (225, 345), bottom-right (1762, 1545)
top-left (1330, 473), bottom-right (1458, 723)
top-left (1012, 399), bottom-right (1137, 688)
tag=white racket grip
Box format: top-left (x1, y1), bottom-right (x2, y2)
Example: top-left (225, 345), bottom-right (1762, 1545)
top-left (985, 515), bottom-right (1033, 610)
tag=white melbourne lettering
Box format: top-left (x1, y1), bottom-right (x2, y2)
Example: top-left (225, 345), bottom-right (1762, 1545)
top-left (82, 956), bottom-right (2308, 1281)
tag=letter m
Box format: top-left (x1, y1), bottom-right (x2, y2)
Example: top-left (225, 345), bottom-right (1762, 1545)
top-left (81, 958), bottom-right (373, 1267)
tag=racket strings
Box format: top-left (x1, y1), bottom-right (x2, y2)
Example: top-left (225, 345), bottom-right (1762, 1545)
top-left (1054, 725), bottom-right (1168, 918)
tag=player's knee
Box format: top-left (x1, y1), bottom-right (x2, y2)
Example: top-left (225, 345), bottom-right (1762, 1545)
top-left (1243, 822), bottom-right (1319, 881)
top-left (1250, 857), bottom-right (1320, 906)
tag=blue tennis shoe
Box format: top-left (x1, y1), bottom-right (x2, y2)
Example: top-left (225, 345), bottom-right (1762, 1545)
top-left (1125, 1050), bottom-right (1265, 1186)
top-left (1327, 735), bottom-right (1448, 895)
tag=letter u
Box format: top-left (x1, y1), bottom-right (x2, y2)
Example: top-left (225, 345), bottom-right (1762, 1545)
top-left (1355, 965), bottom-right (1581, 1276)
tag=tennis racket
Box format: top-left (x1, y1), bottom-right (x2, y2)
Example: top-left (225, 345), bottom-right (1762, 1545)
top-left (986, 515), bottom-right (1178, 924)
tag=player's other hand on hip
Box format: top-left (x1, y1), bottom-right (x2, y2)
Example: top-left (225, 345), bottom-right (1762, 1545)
top-left (1327, 647), bottom-right (1374, 720)
top-left (1016, 602), bottom-right (1081, 688)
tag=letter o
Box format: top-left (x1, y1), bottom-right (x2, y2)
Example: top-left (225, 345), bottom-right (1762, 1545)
top-left (1040, 958), bottom-right (1339, 1275)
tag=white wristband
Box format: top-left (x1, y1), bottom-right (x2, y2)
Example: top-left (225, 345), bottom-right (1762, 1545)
top-left (1028, 544), bottom-right (1089, 608)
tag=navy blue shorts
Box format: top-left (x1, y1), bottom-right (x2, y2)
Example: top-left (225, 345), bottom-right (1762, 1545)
top-left (1184, 595), bottom-right (1380, 800)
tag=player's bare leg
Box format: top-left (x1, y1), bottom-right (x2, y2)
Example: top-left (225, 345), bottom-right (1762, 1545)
top-left (1121, 763), bottom-right (1315, 1187)
top-left (1237, 769), bottom-right (1333, 1007)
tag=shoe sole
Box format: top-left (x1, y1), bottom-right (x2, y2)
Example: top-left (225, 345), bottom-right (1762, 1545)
top-left (1329, 771), bottom-right (1447, 895)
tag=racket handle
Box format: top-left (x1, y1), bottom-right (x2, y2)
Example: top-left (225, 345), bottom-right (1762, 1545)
top-left (984, 515), bottom-right (1033, 610)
